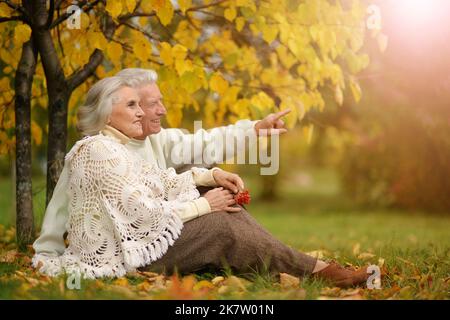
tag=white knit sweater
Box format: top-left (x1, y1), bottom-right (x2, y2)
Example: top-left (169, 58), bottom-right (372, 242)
top-left (33, 132), bottom-right (218, 279)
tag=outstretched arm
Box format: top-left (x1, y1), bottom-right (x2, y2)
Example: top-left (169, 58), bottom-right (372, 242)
top-left (160, 110), bottom-right (291, 170)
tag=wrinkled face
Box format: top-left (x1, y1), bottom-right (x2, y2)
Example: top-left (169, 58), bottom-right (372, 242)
top-left (136, 83), bottom-right (167, 138)
top-left (108, 86), bottom-right (144, 138)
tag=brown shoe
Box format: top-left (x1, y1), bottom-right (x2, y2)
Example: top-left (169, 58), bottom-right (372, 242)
top-left (313, 262), bottom-right (369, 288)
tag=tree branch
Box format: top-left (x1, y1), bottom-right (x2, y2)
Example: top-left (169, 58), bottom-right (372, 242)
top-left (67, 14), bottom-right (116, 90)
top-left (0, 15), bottom-right (23, 23)
top-left (185, 0), bottom-right (229, 13)
top-left (46, 0), bottom-right (55, 28)
top-left (67, 49), bottom-right (104, 91)
top-left (50, 0), bottom-right (101, 28)
top-left (1, 0), bottom-right (29, 23)
top-left (121, 21), bottom-right (160, 41)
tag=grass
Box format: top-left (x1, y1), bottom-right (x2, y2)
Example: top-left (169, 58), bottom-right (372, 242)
top-left (0, 168), bottom-right (449, 299)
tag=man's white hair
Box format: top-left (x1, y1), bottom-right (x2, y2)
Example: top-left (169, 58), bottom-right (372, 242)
top-left (77, 76), bottom-right (131, 136)
top-left (115, 68), bottom-right (158, 87)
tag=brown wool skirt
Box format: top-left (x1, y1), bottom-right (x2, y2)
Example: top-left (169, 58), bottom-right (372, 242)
top-left (140, 188), bottom-right (317, 278)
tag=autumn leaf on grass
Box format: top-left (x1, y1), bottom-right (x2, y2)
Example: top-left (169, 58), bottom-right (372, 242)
top-left (218, 276), bottom-right (250, 295)
top-left (193, 280), bottom-right (215, 293)
top-left (163, 274), bottom-right (208, 300)
top-left (319, 288), bottom-right (364, 300)
top-left (305, 250), bottom-right (328, 259)
top-left (357, 252), bottom-right (376, 260)
top-left (0, 250), bottom-right (18, 263)
top-left (211, 276), bottom-right (225, 286)
top-left (279, 273), bottom-right (300, 289)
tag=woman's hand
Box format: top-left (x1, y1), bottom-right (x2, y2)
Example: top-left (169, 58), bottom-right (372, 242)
top-left (203, 187), bottom-right (241, 213)
top-left (213, 169), bottom-right (245, 194)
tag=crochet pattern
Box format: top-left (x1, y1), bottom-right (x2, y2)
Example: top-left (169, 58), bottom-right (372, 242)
top-left (33, 134), bottom-right (200, 279)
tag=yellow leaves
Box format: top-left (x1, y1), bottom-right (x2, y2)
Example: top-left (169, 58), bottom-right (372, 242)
top-left (335, 84), bottom-right (344, 106)
top-left (154, 0), bottom-right (174, 26)
top-left (113, 277), bottom-right (130, 287)
top-left (250, 92), bottom-right (274, 114)
top-left (236, 0), bottom-right (256, 12)
top-left (133, 36), bottom-right (152, 62)
top-left (175, 59), bottom-right (193, 76)
top-left (318, 288), bottom-right (365, 300)
top-left (235, 16), bottom-right (245, 31)
top-left (159, 42), bottom-right (192, 76)
top-left (279, 100), bottom-right (297, 129)
top-left (124, 0), bottom-right (136, 13)
top-left (276, 46), bottom-right (296, 69)
top-left (159, 42), bottom-right (173, 66)
top-left (224, 6), bottom-right (237, 22)
top-left (209, 72), bottom-right (229, 95)
top-left (106, 41), bottom-right (123, 63)
top-left (0, 76), bottom-right (10, 92)
top-left (0, 2), bottom-right (13, 16)
top-left (166, 104), bottom-right (183, 127)
top-left (261, 23), bottom-right (278, 44)
top-left (13, 24), bottom-right (31, 48)
top-left (349, 77), bottom-right (362, 103)
top-left (87, 31), bottom-right (108, 50)
top-left (31, 121), bottom-right (42, 146)
top-left (105, 1), bottom-right (123, 19)
top-left (172, 44), bottom-right (188, 60)
top-left (178, 0), bottom-right (192, 14)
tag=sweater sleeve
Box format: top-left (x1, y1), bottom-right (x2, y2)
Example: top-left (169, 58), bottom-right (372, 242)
top-left (32, 164), bottom-right (70, 256)
top-left (160, 119), bottom-right (258, 170)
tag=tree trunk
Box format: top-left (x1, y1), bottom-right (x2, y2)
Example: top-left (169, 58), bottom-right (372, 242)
top-left (30, 0), bottom-right (114, 204)
top-left (46, 91), bottom-right (69, 204)
top-left (14, 39), bottom-right (37, 250)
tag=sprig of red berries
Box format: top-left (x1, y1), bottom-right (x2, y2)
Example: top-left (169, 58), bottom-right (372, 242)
top-left (234, 189), bottom-right (251, 205)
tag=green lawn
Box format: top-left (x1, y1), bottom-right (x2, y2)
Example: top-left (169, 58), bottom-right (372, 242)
top-left (0, 169), bottom-right (449, 299)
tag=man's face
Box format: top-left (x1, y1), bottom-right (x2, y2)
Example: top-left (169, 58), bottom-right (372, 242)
top-left (136, 83), bottom-right (167, 137)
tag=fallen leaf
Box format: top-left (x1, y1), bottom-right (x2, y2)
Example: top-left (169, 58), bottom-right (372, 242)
top-left (218, 285), bottom-right (230, 295)
top-left (279, 273), bottom-right (300, 289)
top-left (193, 280), bottom-right (215, 292)
top-left (211, 276), bottom-right (225, 286)
top-left (340, 288), bottom-right (362, 297)
top-left (223, 276), bottom-right (249, 292)
top-left (320, 287), bottom-right (341, 297)
top-left (136, 280), bottom-right (153, 292)
top-left (113, 277), bottom-right (129, 287)
top-left (0, 250), bottom-right (17, 263)
top-left (358, 252), bottom-right (376, 260)
top-left (318, 294), bottom-right (364, 300)
top-left (306, 250), bottom-right (326, 259)
top-left (109, 285), bottom-right (138, 298)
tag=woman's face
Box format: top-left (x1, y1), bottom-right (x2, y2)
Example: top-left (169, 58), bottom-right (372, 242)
top-left (108, 86), bottom-right (144, 138)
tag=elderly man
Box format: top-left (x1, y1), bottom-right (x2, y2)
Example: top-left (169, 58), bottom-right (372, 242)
top-left (33, 68), bottom-right (369, 287)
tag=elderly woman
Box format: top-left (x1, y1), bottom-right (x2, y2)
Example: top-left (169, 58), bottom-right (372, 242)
top-left (33, 75), bottom-right (369, 287)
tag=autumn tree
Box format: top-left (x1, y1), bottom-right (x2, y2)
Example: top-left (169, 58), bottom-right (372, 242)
top-left (0, 0), bottom-right (383, 248)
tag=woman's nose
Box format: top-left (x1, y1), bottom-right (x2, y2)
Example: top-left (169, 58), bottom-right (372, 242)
top-left (136, 106), bottom-right (144, 118)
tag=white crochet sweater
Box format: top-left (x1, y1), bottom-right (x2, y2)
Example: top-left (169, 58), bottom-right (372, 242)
top-left (33, 133), bottom-right (214, 279)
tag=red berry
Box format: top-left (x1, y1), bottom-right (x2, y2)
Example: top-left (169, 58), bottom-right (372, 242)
top-left (234, 190), bottom-right (251, 205)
